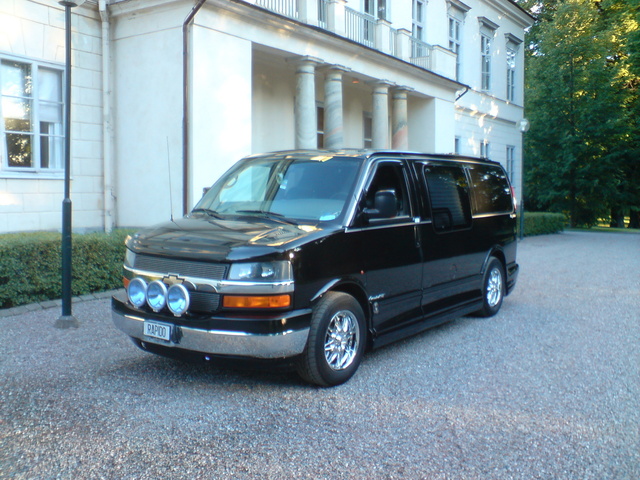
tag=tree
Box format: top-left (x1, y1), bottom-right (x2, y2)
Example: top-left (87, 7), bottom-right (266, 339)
top-left (522, 0), bottom-right (640, 227)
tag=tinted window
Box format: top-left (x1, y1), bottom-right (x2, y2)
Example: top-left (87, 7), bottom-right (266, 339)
top-left (364, 162), bottom-right (411, 219)
top-left (467, 164), bottom-right (512, 215)
top-left (424, 164), bottom-right (471, 231)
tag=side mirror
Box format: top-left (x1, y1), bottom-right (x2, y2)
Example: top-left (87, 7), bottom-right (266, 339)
top-left (364, 189), bottom-right (397, 220)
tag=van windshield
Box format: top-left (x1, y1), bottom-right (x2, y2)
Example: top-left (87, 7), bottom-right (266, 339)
top-left (194, 155), bottom-right (362, 224)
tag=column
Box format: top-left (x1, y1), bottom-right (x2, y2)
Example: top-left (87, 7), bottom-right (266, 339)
top-left (323, 65), bottom-right (349, 149)
top-left (371, 80), bottom-right (392, 149)
top-left (392, 87), bottom-right (412, 150)
top-left (294, 57), bottom-right (321, 150)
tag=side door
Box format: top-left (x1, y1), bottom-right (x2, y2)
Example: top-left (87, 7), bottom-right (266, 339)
top-left (416, 161), bottom-right (479, 314)
top-left (347, 159), bottom-right (423, 335)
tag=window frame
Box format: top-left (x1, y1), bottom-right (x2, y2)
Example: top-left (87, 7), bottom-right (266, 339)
top-left (359, 159), bottom-right (415, 226)
top-left (480, 33), bottom-right (492, 92)
top-left (448, 16), bottom-right (462, 81)
top-left (422, 162), bottom-right (473, 233)
top-left (0, 55), bottom-right (65, 177)
top-left (506, 47), bottom-right (516, 102)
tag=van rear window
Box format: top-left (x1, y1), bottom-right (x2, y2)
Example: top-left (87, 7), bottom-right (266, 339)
top-left (467, 164), bottom-right (513, 215)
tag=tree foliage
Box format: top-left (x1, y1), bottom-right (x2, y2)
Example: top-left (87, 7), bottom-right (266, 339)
top-left (520, 0), bottom-right (640, 227)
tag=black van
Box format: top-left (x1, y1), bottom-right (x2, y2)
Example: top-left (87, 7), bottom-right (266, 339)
top-left (112, 150), bottom-right (519, 386)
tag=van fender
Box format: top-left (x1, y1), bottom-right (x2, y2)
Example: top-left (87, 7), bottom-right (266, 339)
top-left (310, 277), bottom-right (372, 330)
top-left (481, 246), bottom-right (506, 274)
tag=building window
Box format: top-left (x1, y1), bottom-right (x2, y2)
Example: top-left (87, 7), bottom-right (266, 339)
top-left (480, 140), bottom-right (490, 158)
top-left (1, 58), bottom-right (64, 171)
top-left (505, 34), bottom-right (522, 103)
top-left (412, 0), bottom-right (426, 41)
top-left (480, 34), bottom-right (492, 91)
top-left (506, 145), bottom-right (515, 180)
top-left (506, 48), bottom-right (516, 102)
top-left (363, 113), bottom-right (373, 148)
top-left (449, 16), bottom-right (462, 81)
top-left (478, 17), bottom-right (498, 93)
top-left (364, 0), bottom-right (387, 20)
top-left (454, 136), bottom-right (461, 154)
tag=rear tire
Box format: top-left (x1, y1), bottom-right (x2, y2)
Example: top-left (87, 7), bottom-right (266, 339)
top-left (297, 292), bottom-right (366, 387)
top-left (476, 257), bottom-right (505, 317)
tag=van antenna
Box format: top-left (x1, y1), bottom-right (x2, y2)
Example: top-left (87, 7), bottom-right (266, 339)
top-left (166, 137), bottom-right (174, 222)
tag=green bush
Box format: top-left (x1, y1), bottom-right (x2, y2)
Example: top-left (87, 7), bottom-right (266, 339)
top-left (522, 212), bottom-right (566, 237)
top-left (0, 229), bottom-right (135, 309)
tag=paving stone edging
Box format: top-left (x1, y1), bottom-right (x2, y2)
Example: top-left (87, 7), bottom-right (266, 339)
top-left (0, 289), bottom-right (124, 318)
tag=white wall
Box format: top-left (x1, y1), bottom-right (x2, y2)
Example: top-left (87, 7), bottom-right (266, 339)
top-left (190, 26), bottom-right (253, 206)
top-left (111, 7), bottom-right (183, 227)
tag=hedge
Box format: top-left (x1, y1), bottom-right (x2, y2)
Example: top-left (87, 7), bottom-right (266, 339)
top-left (0, 229), bottom-right (135, 309)
top-left (522, 212), bottom-right (566, 237)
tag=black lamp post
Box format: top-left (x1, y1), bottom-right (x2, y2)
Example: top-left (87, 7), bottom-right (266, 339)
top-left (518, 118), bottom-right (530, 240)
top-left (55, 0), bottom-right (86, 329)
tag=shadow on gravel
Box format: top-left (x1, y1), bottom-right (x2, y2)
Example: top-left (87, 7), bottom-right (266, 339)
top-left (103, 350), bottom-right (306, 390)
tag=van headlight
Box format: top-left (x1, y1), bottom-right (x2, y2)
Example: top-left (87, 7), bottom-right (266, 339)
top-left (147, 280), bottom-right (168, 312)
top-left (167, 284), bottom-right (190, 316)
top-left (228, 261), bottom-right (293, 282)
top-left (127, 277), bottom-right (147, 308)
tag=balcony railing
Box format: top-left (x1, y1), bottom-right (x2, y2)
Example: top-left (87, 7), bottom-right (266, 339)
top-left (410, 37), bottom-right (432, 70)
top-left (255, 0), bottom-right (298, 20)
top-left (345, 8), bottom-right (375, 49)
top-left (252, 1), bottom-right (447, 76)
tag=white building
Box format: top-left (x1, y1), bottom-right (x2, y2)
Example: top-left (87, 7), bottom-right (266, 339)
top-left (0, 0), bottom-right (533, 233)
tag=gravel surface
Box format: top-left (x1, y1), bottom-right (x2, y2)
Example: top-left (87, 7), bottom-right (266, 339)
top-left (1, 230), bottom-right (639, 479)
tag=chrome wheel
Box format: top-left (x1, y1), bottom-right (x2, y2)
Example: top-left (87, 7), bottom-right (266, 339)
top-left (486, 267), bottom-right (503, 307)
top-left (324, 310), bottom-right (360, 371)
top-left (297, 292), bottom-right (366, 386)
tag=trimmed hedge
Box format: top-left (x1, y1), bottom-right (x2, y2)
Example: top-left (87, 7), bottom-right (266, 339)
top-left (0, 229), bottom-right (135, 309)
top-left (522, 212), bottom-right (566, 237)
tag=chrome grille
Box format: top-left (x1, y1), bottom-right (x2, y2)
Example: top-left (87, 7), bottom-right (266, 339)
top-left (133, 255), bottom-right (227, 280)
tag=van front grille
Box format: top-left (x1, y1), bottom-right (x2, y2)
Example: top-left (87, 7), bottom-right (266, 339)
top-left (133, 255), bottom-right (227, 281)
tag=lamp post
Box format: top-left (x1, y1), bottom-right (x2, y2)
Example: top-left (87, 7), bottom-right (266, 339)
top-left (55, 0), bottom-right (86, 329)
top-left (518, 118), bottom-right (530, 240)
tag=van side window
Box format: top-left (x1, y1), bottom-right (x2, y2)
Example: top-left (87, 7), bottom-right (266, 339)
top-left (467, 164), bottom-right (513, 215)
top-left (364, 162), bottom-right (411, 219)
top-left (424, 164), bottom-right (472, 232)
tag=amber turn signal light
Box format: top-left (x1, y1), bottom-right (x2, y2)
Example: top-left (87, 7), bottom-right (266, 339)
top-left (223, 294), bottom-right (291, 309)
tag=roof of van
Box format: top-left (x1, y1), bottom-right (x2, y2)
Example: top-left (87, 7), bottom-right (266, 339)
top-left (248, 149), bottom-right (503, 166)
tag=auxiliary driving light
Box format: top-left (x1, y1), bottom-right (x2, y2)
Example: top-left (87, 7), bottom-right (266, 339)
top-left (146, 280), bottom-right (168, 312)
top-left (127, 277), bottom-right (147, 308)
top-left (167, 284), bottom-right (190, 316)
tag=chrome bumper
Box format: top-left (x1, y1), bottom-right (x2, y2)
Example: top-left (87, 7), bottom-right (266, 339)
top-left (112, 310), bottom-right (310, 359)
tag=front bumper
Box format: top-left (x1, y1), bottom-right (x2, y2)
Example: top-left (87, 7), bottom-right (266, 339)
top-left (111, 294), bottom-right (311, 359)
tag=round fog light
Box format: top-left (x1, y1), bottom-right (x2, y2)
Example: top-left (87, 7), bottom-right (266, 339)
top-left (168, 284), bottom-right (190, 316)
top-left (127, 278), bottom-right (147, 308)
top-left (147, 280), bottom-right (168, 312)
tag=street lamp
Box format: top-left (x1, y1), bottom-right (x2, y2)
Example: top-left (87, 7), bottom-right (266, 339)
top-left (55, 0), bottom-right (87, 329)
top-left (517, 118), bottom-right (530, 240)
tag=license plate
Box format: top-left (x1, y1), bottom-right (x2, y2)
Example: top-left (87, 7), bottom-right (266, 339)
top-left (143, 321), bottom-right (172, 341)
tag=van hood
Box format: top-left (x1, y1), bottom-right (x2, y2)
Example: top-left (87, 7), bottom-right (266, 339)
top-left (127, 214), bottom-right (329, 262)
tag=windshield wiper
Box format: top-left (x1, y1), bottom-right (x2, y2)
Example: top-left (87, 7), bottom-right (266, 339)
top-left (191, 208), bottom-right (223, 219)
top-left (235, 210), bottom-right (298, 225)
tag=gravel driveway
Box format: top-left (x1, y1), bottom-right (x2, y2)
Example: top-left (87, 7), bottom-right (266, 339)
top-left (1, 230), bottom-right (638, 479)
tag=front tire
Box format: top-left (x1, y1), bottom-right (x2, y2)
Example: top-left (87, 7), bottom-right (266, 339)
top-left (297, 292), bottom-right (366, 387)
top-left (476, 257), bottom-right (505, 317)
